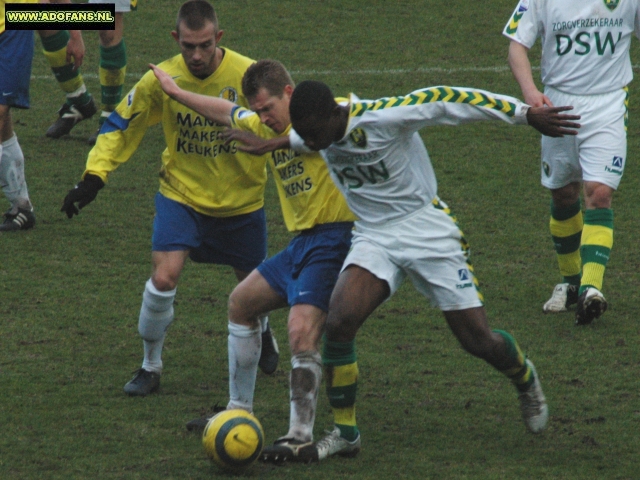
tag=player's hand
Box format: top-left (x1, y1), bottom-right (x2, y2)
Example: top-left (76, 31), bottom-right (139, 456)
top-left (526, 106), bottom-right (581, 137)
top-left (149, 63), bottom-right (180, 99)
top-left (61, 173), bottom-right (105, 219)
top-left (220, 129), bottom-right (289, 155)
top-left (66, 30), bottom-right (86, 70)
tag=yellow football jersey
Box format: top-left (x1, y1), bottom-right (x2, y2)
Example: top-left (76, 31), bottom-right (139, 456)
top-left (231, 107), bottom-right (356, 232)
top-left (85, 49), bottom-right (268, 217)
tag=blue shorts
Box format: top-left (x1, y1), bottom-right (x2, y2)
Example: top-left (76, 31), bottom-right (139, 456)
top-left (258, 222), bottom-right (353, 312)
top-left (0, 30), bottom-right (34, 109)
top-left (152, 193), bottom-right (267, 273)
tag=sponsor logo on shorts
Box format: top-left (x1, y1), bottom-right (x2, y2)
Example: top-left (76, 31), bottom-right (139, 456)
top-left (605, 155), bottom-right (624, 175)
top-left (542, 162), bottom-right (551, 177)
top-left (456, 268), bottom-right (473, 289)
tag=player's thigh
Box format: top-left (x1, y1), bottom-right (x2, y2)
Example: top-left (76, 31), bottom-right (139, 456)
top-left (326, 264), bottom-right (391, 341)
top-left (229, 268), bottom-right (288, 325)
top-left (579, 90), bottom-right (627, 189)
top-left (541, 134), bottom-right (582, 189)
top-left (287, 223), bottom-right (353, 312)
top-left (390, 200), bottom-right (483, 311)
top-left (152, 193), bottom-right (200, 253)
top-left (541, 87), bottom-right (583, 189)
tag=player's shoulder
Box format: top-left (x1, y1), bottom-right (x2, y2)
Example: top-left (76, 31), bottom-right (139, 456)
top-left (220, 48), bottom-right (256, 71)
top-left (155, 54), bottom-right (185, 75)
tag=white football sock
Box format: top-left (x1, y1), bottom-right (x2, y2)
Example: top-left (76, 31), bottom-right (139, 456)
top-left (286, 351), bottom-right (322, 442)
top-left (0, 135), bottom-right (31, 213)
top-left (227, 321), bottom-right (261, 412)
top-left (259, 314), bottom-right (269, 333)
top-left (138, 278), bottom-right (175, 374)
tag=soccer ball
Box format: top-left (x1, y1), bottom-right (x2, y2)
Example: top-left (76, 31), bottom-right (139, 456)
top-left (202, 409), bottom-right (264, 471)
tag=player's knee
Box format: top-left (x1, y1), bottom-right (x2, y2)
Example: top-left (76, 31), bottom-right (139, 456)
top-left (150, 273), bottom-right (178, 292)
top-left (325, 314), bottom-right (358, 342)
top-left (288, 318), bottom-right (321, 354)
top-left (584, 183), bottom-right (614, 209)
top-left (227, 293), bottom-right (262, 329)
top-left (551, 182), bottom-right (580, 208)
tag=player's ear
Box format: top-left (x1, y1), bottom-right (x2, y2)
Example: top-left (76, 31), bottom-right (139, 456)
top-left (215, 29), bottom-right (224, 43)
top-left (282, 84), bottom-right (294, 98)
top-left (170, 30), bottom-right (179, 43)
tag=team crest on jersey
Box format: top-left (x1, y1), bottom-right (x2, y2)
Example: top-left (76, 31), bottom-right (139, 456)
top-left (219, 87), bottom-right (238, 102)
top-left (603, 0), bottom-right (619, 11)
top-left (542, 162), bottom-right (551, 177)
top-left (349, 128), bottom-right (367, 148)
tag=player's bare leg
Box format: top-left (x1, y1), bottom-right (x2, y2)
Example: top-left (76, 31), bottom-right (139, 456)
top-left (123, 250), bottom-right (189, 396)
top-left (0, 105), bottom-right (35, 232)
top-left (185, 270), bottom-right (285, 431)
top-left (261, 304), bottom-right (325, 463)
top-left (544, 182), bottom-right (582, 313)
top-left (89, 12), bottom-right (126, 145)
top-left (297, 265), bottom-right (389, 461)
top-left (574, 180), bottom-right (614, 325)
top-left (232, 268), bottom-right (280, 375)
top-left (444, 307), bottom-right (548, 433)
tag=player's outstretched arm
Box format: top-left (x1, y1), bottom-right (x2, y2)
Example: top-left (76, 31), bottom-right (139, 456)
top-left (221, 129), bottom-right (290, 155)
top-left (526, 106), bottom-right (581, 138)
top-left (508, 41), bottom-right (553, 108)
top-left (61, 173), bottom-right (105, 219)
top-left (149, 63), bottom-right (233, 127)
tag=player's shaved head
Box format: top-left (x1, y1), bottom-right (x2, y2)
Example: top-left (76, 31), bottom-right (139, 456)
top-left (290, 80), bottom-right (336, 123)
top-left (176, 0), bottom-right (218, 35)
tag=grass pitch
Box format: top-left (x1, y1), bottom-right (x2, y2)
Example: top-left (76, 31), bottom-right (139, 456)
top-left (1, 0), bottom-right (639, 478)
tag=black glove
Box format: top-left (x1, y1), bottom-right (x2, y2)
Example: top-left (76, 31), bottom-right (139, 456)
top-left (61, 173), bottom-right (105, 218)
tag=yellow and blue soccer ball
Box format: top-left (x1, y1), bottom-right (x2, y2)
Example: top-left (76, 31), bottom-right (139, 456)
top-left (202, 409), bottom-right (264, 471)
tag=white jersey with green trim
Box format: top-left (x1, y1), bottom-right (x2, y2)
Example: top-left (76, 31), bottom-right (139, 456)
top-left (290, 87), bottom-right (529, 225)
top-left (503, 0), bottom-right (640, 95)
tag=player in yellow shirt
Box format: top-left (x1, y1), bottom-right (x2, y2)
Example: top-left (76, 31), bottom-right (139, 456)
top-left (61, 0), bottom-right (279, 396)
top-left (150, 59), bottom-right (356, 460)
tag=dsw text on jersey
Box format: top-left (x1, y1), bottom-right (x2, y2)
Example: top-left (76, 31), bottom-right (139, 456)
top-left (553, 18), bottom-right (624, 56)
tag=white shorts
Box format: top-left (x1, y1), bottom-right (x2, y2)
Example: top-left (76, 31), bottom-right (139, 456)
top-left (88, 0), bottom-right (136, 12)
top-left (541, 86), bottom-right (627, 190)
top-left (342, 199), bottom-right (483, 312)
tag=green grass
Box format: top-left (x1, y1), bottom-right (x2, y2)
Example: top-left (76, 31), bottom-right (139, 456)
top-left (2, 0), bottom-right (639, 478)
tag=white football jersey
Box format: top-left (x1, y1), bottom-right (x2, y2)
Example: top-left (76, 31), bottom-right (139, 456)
top-left (290, 87), bottom-right (529, 225)
top-left (503, 0), bottom-right (640, 94)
